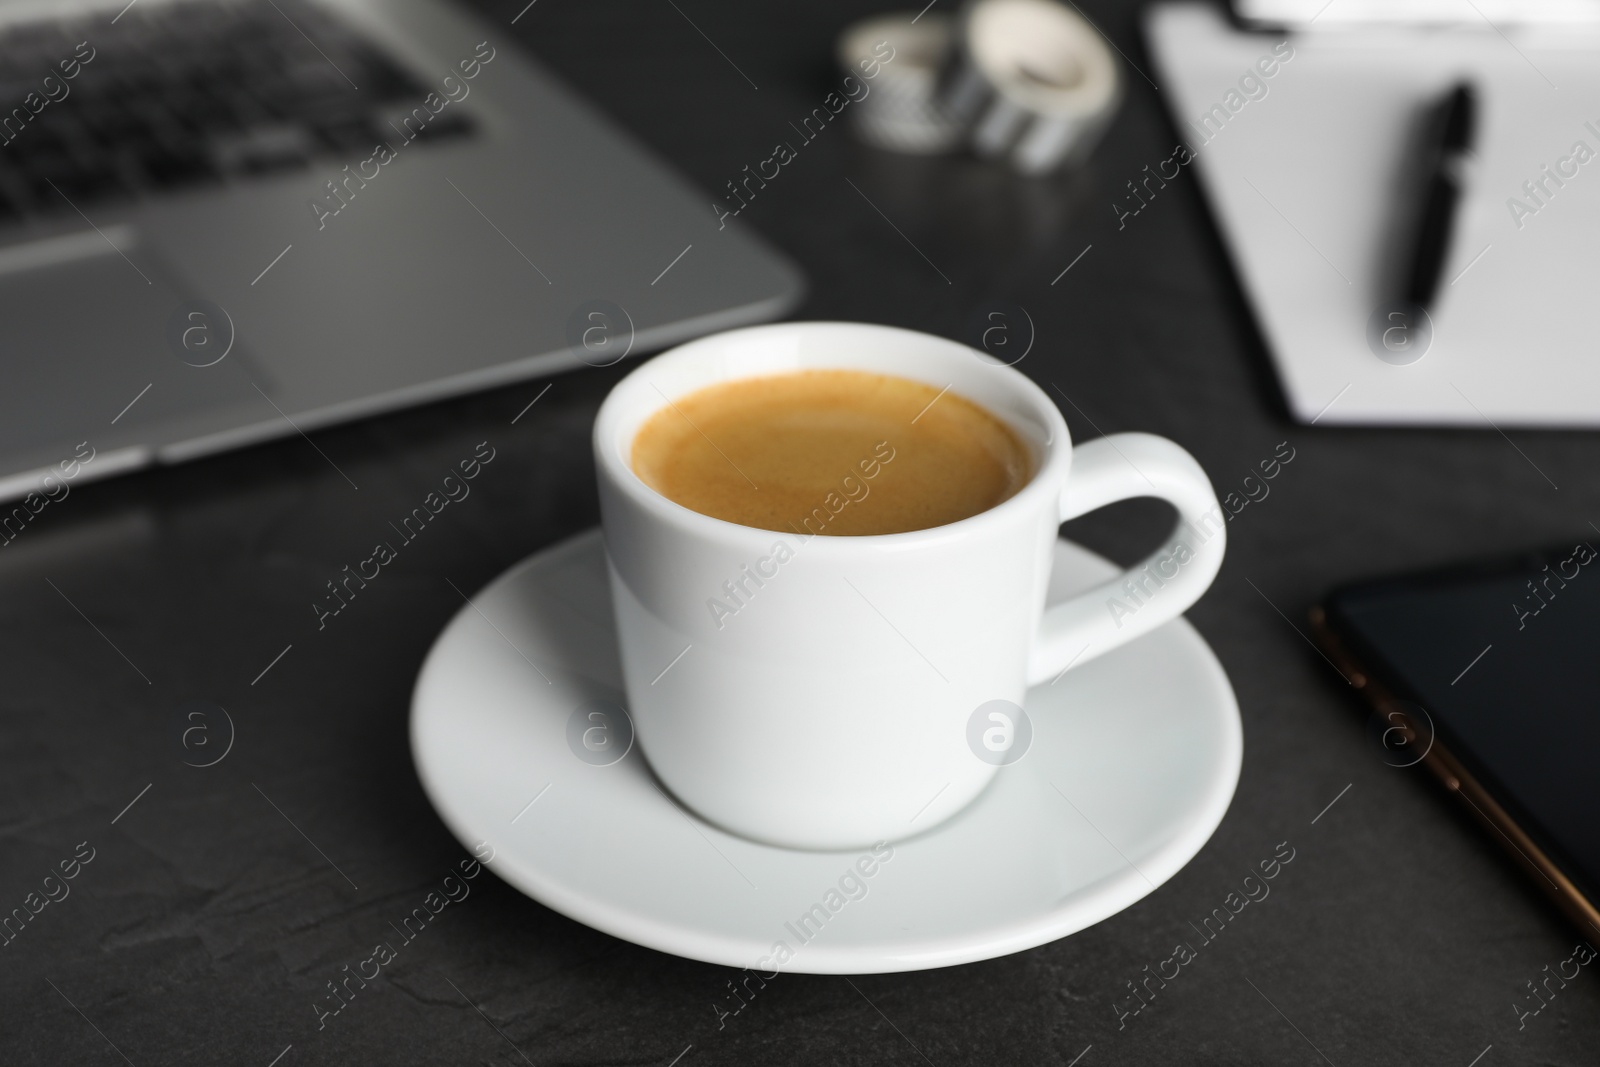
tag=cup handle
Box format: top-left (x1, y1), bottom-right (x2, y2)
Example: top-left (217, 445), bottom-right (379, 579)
top-left (1027, 433), bottom-right (1226, 686)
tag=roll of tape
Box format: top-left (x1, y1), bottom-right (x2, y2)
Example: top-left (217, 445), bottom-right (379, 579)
top-left (954, 0), bottom-right (1122, 174)
top-left (836, 13), bottom-right (967, 154)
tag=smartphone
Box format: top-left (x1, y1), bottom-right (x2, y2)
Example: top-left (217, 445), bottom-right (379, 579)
top-left (1312, 540), bottom-right (1600, 937)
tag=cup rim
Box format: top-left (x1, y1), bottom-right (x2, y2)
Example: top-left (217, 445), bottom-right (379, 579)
top-left (592, 320), bottom-right (1072, 551)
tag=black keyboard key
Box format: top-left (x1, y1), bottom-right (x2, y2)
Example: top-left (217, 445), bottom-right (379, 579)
top-left (26, 159), bottom-right (127, 211)
top-left (178, 105), bottom-right (242, 138)
top-left (22, 128), bottom-right (71, 157)
top-left (237, 151), bottom-right (308, 176)
top-left (210, 124), bottom-right (315, 176)
top-left (409, 112), bottom-right (475, 143)
top-left (46, 165), bottom-right (129, 205)
top-left (79, 107), bottom-right (162, 147)
top-left (0, 0), bottom-right (475, 213)
top-left (310, 116), bottom-right (383, 152)
top-left (138, 149), bottom-right (218, 189)
top-left (19, 149), bottom-right (73, 178)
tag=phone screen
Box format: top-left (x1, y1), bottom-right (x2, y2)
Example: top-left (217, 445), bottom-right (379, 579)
top-left (1324, 541), bottom-right (1600, 906)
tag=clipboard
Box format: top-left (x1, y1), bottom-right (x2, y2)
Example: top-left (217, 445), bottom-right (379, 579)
top-left (1144, 3), bottom-right (1600, 427)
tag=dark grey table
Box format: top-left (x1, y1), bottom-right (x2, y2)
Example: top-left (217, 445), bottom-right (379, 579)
top-left (4, 1), bottom-right (1596, 1064)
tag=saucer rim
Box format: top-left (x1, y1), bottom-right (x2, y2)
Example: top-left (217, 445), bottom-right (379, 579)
top-left (410, 528), bottom-right (1242, 974)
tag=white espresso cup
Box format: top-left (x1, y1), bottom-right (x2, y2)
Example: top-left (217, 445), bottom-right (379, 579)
top-left (593, 322), bottom-right (1225, 850)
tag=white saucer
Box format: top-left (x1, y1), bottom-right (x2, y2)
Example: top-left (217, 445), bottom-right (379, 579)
top-left (411, 529), bottom-right (1241, 974)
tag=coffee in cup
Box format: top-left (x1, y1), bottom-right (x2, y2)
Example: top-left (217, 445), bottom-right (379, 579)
top-left (630, 368), bottom-right (1032, 536)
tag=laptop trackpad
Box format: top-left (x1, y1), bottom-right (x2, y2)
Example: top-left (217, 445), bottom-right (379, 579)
top-left (0, 236), bottom-right (266, 477)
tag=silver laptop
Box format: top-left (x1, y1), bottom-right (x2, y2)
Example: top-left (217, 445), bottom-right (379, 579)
top-left (0, 0), bottom-right (803, 500)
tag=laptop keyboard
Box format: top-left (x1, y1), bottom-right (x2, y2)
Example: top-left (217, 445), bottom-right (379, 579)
top-left (0, 0), bottom-right (475, 222)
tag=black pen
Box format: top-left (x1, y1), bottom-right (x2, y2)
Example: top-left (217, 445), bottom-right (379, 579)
top-left (1402, 82), bottom-right (1477, 310)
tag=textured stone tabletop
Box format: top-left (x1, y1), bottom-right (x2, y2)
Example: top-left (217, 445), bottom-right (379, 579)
top-left (1, 1), bottom-right (1596, 1064)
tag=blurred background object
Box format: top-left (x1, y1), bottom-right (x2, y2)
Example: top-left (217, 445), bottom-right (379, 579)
top-left (952, 0), bottom-right (1123, 173)
top-left (1235, 0), bottom-right (1600, 29)
top-left (838, 0), bottom-right (1122, 173)
top-left (0, 0), bottom-right (801, 504)
top-left (837, 12), bottom-right (968, 154)
top-left (1147, 2), bottom-right (1600, 426)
